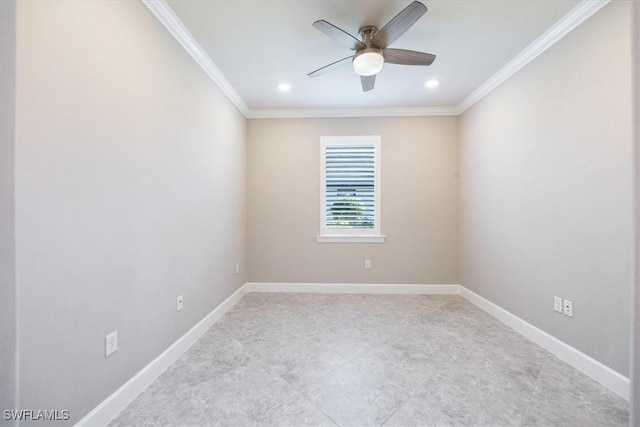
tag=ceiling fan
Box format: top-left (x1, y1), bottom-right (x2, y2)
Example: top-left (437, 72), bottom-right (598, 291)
top-left (308, 1), bottom-right (436, 92)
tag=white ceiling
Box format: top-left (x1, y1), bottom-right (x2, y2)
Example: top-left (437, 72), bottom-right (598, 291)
top-left (163, 0), bottom-right (585, 114)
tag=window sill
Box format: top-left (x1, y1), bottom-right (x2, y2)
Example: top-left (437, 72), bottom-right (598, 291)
top-left (315, 235), bottom-right (386, 244)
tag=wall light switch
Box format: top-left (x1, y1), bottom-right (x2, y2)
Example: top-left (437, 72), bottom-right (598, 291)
top-left (365, 259), bottom-right (371, 269)
top-left (177, 295), bottom-right (184, 312)
top-left (553, 296), bottom-right (563, 313)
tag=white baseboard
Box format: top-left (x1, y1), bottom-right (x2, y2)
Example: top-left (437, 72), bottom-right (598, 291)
top-left (245, 282), bottom-right (460, 294)
top-left (75, 284), bottom-right (248, 427)
top-left (459, 286), bottom-right (630, 400)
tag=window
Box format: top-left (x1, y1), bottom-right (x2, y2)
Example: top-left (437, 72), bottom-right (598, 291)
top-left (317, 136), bottom-right (384, 243)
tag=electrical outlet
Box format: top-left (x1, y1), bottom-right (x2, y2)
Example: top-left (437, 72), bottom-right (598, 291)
top-left (235, 264), bottom-right (240, 275)
top-left (563, 299), bottom-right (573, 317)
top-left (365, 259), bottom-right (371, 269)
top-left (553, 296), bottom-right (563, 313)
top-left (177, 295), bottom-right (183, 312)
top-left (105, 331), bottom-right (118, 358)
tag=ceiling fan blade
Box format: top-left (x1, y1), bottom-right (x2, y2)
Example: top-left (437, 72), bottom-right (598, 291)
top-left (371, 1), bottom-right (427, 49)
top-left (361, 75), bottom-right (375, 92)
top-left (384, 48), bottom-right (435, 66)
top-left (308, 56), bottom-right (353, 78)
top-left (313, 20), bottom-right (366, 51)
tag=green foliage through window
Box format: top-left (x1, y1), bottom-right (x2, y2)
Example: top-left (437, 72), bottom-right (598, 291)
top-left (330, 196), bottom-right (366, 227)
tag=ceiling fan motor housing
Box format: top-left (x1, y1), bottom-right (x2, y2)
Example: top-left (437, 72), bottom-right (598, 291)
top-left (359, 25), bottom-right (378, 44)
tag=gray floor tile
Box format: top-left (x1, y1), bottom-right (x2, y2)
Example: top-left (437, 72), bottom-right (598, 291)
top-left (392, 357), bottom-right (539, 426)
top-left (351, 338), bottom-right (441, 391)
top-left (258, 331), bottom-right (350, 390)
top-left (159, 338), bottom-right (254, 390)
top-left (111, 358), bottom-right (334, 427)
top-left (311, 323), bottom-right (389, 361)
top-left (110, 292), bottom-right (629, 427)
top-left (301, 362), bottom-right (413, 427)
top-left (383, 406), bottom-right (463, 427)
top-left (521, 357), bottom-right (628, 426)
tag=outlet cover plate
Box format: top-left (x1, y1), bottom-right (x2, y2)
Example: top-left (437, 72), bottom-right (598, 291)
top-left (563, 300), bottom-right (573, 317)
top-left (105, 331), bottom-right (118, 358)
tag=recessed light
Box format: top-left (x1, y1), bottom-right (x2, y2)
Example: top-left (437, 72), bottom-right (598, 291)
top-left (278, 83), bottom-right (291, 93)
top-left (425, 78), bottom-right (440, 89)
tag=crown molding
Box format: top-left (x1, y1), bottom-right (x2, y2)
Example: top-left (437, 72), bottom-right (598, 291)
top-left (246, 106), bottom-right (458, 119)
top-left (143, 0), bottom-right (609, 119)
top-left (141, 0), bottom-right (250, 116)
top-left (455, 0), bottom-right (610, 115)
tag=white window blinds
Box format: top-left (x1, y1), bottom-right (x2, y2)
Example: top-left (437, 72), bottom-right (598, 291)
top-left (325, 144), bottom-right (375, 229)
top-left (319, 136), bottom-right (382, 241)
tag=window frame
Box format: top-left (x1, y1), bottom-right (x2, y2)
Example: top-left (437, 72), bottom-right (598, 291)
top-left (316, 135), bottom-right (385, 244)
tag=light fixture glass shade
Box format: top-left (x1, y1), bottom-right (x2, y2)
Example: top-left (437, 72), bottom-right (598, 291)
top-left (353, 49), bottom-right (384, 76)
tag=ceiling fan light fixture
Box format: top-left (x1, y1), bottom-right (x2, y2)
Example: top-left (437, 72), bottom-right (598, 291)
top-left (353, 48), bottom-right (384, 76)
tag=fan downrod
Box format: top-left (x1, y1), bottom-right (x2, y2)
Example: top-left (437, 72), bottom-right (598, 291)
top-left (358, 26), bottom-right (378, 45)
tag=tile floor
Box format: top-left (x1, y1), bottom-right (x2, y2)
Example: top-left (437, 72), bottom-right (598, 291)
top-left (110, 293), bottom-right (628, 426)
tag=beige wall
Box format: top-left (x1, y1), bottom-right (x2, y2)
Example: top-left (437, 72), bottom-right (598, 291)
top-left (248, 116), bottom-right (459, 284)
top-left (459, 1), bottom-right (632, 376)
top-left (14, 1), bottom-right (246, 423)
